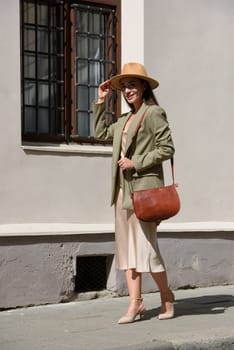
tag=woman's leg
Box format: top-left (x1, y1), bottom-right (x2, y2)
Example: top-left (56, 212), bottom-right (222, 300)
top-left (118, 269), bottom-right (144, 324)
top-left (151, 271), bottom-right (169, 295)
top-left (151, 271), bottom-right (174, 319)
top-left (125, 269), bottom-right (141, 297)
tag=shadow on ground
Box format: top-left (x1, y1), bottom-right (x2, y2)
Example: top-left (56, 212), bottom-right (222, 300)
top-left (142, 293), bottom-right (234, 321)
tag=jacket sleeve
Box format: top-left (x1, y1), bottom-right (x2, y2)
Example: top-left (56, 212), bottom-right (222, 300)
top-left (131, 106), bottom-right (175, 173)
top-left (93, 102), bottom-right (116, 141)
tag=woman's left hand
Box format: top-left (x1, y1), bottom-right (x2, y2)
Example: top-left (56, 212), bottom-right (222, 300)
top-left (118, 157), bottom-right (134, 170)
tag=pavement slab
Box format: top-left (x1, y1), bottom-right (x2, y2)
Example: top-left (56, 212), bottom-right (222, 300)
top-left (0, 285), bottom-right (233, 350)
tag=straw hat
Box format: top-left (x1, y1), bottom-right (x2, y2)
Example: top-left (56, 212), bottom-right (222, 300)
top-left (110, 62), bottom-right (159, 90)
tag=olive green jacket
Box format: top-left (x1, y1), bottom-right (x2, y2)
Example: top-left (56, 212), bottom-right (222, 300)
top-left (93, 101), bottom-right (175, 210)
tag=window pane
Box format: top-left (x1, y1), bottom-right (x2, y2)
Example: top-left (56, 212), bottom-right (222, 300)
top-left (50, 6), bottom-right (56, 27)
top-left (37, 4), bottom-right (48, 26)
top-left (52, 29), bottom-right (63, 55)
top-left (89, 12), bottom-right (100, 33)
top-left (50, 85), bottom-right (56, 107)
top-left (76, 60), bottom-right (88, 84)
top-left (38, 83), bottom-right (49, 106)
top-left (58, 110), bottom-right (64, 134)
top-left (76, 86), bottom-right (88, 110)
top-left (23, 2), bottom-right (35, 24)
top-left (24, 81), bottom-right (36, 105)
top-left (57, 56), bottom-right (64, 81)
top-left (76, 111), bottom-right (89, 137)
top-left (89, 87), bottom-right (98, 106)
top-left (99, 38), bottom-right (105, 60)
top-left (100, 12), bottom-right (105, 33)
top-left (89, 114), bottom-right (94, 137)
top-left (75, 10), bottom-right (88, 32)
top-left (76, 34), bottom-right (88, 57)
top-left (24, 28), bottom-right (35, 51)
top-left (38, 56), bottom-right (49, 80)
top-left (38, 28), bottom-right (48, 52)
top-left (55, 83), bottom-right (64, 108)
top-left (24, 54), bottom-right (36, 78)
top-left (89, 61), bottom-right (100, 85)
top-left (24, 107), bottom-right (36, 132)
top-left (38, 108), bottom-right (49, 133)
top-left (89, 36), bottom-right (100, 59)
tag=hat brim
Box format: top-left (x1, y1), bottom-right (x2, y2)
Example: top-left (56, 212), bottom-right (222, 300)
top-left (110, 74), bottom-right (159, 90)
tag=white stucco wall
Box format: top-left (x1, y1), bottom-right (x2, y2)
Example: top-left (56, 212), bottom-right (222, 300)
top-left (144, 0), bottom-right (234, 223)
top-left (0, 1), bottom-right (114, 227)
top-left (121, 0), bottom-right (144, 64)
top-left (121, 0), bottom-right (144, 113)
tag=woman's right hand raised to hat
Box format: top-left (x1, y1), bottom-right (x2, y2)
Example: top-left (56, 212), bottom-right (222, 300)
top-left (97, 80), bottom-right (111, 103)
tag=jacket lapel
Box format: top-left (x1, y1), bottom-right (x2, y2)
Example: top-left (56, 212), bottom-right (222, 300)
top-left (112, 112), bottom-right (131, 166)
top-left (124, 102), bottom-right (148, 157)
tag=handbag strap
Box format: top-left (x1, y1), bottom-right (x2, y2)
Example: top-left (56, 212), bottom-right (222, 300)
top-left (125, 110), bottom-right (148, 159)
top-left (125, 108), bottom-right (176, 191)
top-left (133, 110), bottom-right (148, 138)
top-left (170, 157), bottom-right (175, 184)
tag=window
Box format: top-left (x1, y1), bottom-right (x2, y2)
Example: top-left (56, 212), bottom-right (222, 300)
top-left (20, 0), bottom-right (121, 144)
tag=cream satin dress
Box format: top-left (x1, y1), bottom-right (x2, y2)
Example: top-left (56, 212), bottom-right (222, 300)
top-left (114, 130), bottom-right (165, 273)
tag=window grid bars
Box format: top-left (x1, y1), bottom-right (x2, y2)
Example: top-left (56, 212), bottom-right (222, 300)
top-left (72, 3), bottom-right (116, 138)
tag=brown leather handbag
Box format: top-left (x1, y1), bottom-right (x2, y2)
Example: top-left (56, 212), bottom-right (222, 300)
top-left (126, 110), bottom-right (181, 222)
top-left (131, 159), bottom-right (180, 222)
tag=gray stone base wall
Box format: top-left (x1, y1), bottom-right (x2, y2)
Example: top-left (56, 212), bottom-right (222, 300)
top-left (0, 231), bottom-right (233, 309)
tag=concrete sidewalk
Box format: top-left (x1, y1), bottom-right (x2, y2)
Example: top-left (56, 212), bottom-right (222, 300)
top-left (0, 285), bottom-right (234, 350)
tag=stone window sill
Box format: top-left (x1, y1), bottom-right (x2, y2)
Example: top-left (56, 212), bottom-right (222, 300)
top-left (22, 143), bottom-right (113, 155)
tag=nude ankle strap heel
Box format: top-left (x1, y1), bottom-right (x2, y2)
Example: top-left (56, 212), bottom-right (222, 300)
top-left (118, 298), bottom-right (145, 324)
top-left (158, 289), bottom-right (175, 320)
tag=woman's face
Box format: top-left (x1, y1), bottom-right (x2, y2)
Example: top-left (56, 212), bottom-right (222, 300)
top-left (120, 77), bottom-right (144, 110)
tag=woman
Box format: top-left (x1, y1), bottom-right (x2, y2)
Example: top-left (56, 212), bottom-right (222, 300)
top-left (93, 62), bottom-right (175, 324)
